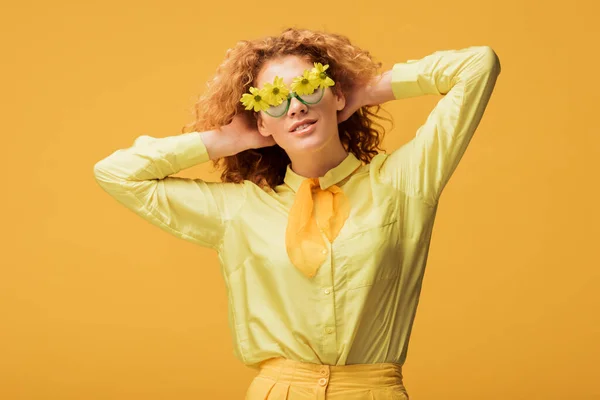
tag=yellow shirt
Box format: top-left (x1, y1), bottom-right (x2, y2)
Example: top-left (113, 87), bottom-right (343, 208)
top-left (93, 45), bottom-right (501, 370)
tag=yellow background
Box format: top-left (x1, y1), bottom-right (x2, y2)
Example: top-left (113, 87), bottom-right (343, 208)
top-left (2, 0), bottom-right (599, 398)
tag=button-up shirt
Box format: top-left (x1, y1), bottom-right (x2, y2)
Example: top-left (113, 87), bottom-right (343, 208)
top-left (93, 45), bottom-right (501, 370)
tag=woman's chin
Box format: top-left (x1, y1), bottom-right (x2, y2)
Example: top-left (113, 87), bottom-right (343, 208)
top-left (294, 134), bottom-right (338, 154)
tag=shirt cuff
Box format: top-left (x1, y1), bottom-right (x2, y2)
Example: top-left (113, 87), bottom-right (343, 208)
top-left (391, 61), bottom-right (424, 100)
top-left (183, 131), bottom-right (212, 167)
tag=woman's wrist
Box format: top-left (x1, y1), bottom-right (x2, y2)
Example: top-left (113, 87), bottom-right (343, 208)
top-left (200, 129), bottom-right (241, 160)
top-left (365, 70), bottom-right (395, 106)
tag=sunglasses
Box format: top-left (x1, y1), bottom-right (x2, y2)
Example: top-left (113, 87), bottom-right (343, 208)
top-left (240, 62), bottom-right (335, 118)
top-left (261, 86), bottom-right (325, 118)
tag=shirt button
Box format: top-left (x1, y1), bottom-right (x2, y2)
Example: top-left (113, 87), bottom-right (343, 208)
top-left (324, 288), bottom-right (331, 295)
top-left (318, 377), bottom-right (328, 386)
top-left (325, 327), bottom-right (334, 334)
top-left (321, 249), bottom-right (327, 254)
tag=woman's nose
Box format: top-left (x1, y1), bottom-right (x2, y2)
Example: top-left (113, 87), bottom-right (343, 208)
top-left (287, 97), bottom-right (308, 117)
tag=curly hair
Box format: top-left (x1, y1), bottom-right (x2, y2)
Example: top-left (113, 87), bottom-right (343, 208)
top-left (182, 27), bottom-right (394, 191)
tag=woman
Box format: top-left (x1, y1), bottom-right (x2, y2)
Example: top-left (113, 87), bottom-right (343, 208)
top-left (93, 27), bottom-right (501, 399)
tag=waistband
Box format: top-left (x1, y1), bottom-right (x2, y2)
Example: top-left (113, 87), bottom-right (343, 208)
top-left (256, 357), bottom-right (404, 390)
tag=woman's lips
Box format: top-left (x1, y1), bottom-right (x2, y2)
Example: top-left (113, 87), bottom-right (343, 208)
top-left (291, 120), bottom-right (317, 136)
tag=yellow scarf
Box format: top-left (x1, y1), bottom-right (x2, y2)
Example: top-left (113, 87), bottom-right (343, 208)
top-left (285, 177), bottom-right (350, 278)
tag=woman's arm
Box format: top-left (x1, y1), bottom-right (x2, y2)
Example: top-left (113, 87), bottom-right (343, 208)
top-left (93, 130), bottom-right (247, 251)
top-left (375, 45), bottom-right (502, 207)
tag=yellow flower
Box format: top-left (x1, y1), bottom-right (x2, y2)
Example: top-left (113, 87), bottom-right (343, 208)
top-left (291, 70), bottom-right (319, 95)
top-left (262, 76), bottom-right (290, 106)
top-left (240, 86), bottom-right (270, 112)
top-left (311, 62), bottom-right (335, 89)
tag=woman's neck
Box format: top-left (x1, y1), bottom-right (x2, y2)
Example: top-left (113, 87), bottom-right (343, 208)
top-left (287, 140), bottom-right (349, 179)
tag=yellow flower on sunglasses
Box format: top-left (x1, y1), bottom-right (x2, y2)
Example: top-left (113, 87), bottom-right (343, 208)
top-left (240, 86), bottom-right (271, 112)
top-left (262, 76), bottom-right (290, 106)
top-left (311, 62), bottom-right (335, 89)
top-left (291, 70), bottom-right (320, 95)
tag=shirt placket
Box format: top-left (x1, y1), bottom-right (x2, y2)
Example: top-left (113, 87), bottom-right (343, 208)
top-left (317, 226), bottom-right (337, 365)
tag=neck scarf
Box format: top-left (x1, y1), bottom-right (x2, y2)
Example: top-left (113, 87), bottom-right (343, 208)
top-left (285, 177), bottom-right (350, 278)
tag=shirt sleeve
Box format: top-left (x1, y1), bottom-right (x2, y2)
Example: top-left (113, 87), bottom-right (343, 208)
top-left (93, 131), bottom-right (246, 251)
top-left (377, 45), bottom-right (501, 207)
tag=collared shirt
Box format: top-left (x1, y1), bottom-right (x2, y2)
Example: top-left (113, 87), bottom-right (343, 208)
top-left (283, 152), bottom-right (362, 192)
top-left (93, 45), bottom-right (501, 370)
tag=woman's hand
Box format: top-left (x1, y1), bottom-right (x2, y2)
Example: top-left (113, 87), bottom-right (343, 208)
top-left (221, 112), bottom-right (277, 151)
top-left (337, 70), bottom-right (395, 124)
top-left (337, 83), bottom-right (370, 124)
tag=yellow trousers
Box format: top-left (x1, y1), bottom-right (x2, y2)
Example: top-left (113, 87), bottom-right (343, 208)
top-left (245, 357), bottom-right (409, 400)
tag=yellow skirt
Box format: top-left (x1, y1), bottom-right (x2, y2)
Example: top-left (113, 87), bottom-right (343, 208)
top-left (245, 357), bottom-right (409, 400)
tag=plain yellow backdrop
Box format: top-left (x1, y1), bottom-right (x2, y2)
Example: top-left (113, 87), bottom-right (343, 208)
top-left (1, 0), bottom-right (599, 399)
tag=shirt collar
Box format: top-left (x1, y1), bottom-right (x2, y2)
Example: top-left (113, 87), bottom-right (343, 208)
top-left (283, 152), bottom-right (362, 192)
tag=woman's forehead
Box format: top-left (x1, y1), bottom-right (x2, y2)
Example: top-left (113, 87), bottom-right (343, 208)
top-left (256, 55), bottom-right (313, 86)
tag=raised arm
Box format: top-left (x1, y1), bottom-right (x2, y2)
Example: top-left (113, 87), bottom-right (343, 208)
top-left (93, 130), bottom-right (247, 251)
top-left (377, 45), bottom-right (501, 207)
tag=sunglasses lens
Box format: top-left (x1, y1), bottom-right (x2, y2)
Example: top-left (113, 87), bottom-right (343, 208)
top-left (266, 101), bottom-right (288, 117)
top-left (299, 86), bottom-right (324, 104)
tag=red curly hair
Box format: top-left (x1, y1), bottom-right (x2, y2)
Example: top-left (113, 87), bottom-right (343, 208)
top-left (182, 27), bottom-right (394, 191)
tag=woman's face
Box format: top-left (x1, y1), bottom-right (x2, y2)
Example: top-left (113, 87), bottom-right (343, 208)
top-left (255, 55), bottom-right (346, 156)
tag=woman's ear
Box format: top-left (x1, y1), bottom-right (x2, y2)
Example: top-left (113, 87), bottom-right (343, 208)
top-left (256, 113), bottom-right (272, 137)
top-left (334, 87), bottom-right (346, 111)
